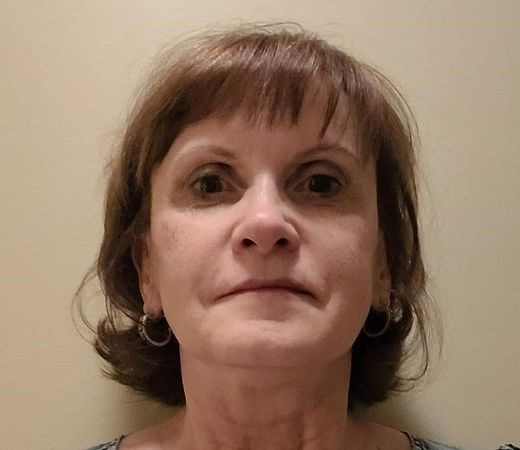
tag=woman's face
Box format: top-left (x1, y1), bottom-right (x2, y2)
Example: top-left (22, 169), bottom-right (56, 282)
top-left (139, 101), bottom-right (389, 368)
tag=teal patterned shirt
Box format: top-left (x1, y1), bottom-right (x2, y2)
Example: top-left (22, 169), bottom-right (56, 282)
top-left (85, 432), bottom-right (520, 449)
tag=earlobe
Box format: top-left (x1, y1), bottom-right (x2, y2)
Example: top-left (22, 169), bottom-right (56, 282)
top-left (131, 237), bottom-right (148, 291)
top-left (373, 233), bottom-right (391, 308)
top-left (131, 236), bottom-right (159, 315)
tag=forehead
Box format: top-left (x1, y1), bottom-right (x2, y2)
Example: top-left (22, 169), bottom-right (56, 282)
top-left (149, 110), bottom-right (377, 218)
top-left (151, 109), bottom-right (376, 199)
top-left (218, 81), bottom-right (368, 164)
top-left (166, 104), bottom-right (359, 165)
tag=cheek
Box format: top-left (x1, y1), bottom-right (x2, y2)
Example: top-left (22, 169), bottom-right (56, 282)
top-left (148, 215), bottom-right (196, 305)
top-left (322, 235), bottom-right (375, 349)
top-left (151, 211), bottom-right (211, 270)
top-left (320, 216), bottom-right (377, 283)
top-left (150, 217), bottom-right (179, 271)
top-left (316, 217), bottom-right (377, 324)
top-left (148, 212), bottom-right (219, 313)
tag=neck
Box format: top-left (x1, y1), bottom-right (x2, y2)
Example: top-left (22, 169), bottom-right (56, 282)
top-left (164, 350), bottom-right (367, 450)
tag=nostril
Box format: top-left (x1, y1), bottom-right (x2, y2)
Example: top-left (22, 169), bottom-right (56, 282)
top-left (240, 237), bottom-right (289, 249)
top-left (243, 238), bottom-right (255, 247)
top-left (276, 237), bottom-right (288, 247)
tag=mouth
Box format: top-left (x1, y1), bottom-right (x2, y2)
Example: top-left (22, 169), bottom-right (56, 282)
top-left (220, 279), bottom-right (315, 301)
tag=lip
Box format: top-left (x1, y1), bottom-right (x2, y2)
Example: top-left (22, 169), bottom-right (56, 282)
top-left (218, 278), bottom-right (315, 301)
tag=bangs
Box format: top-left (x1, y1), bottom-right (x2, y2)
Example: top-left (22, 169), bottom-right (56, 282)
top-left (158, 27), bottom-right (386, 164)
top-left (182, 30), bottom-right (344, 133)
top-left (132, 25), bottom-right (417, 182)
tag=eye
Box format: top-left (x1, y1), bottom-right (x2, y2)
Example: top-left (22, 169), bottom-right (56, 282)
top-left (293, 171), bottom-right (344, 199)
top-left (290, 160), bottom-right (347, 200)
top-left (307, 174), bottom-right (341, 195)
top-left (195, 174), bottom-right (224, 194)
top-left (188, 164), bottom-right (236, 201)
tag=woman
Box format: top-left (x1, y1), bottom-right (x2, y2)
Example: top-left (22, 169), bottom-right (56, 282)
top-left (79, 24), bottom-right (517, 450)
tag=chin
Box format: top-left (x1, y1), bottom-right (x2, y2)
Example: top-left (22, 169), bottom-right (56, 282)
top-left (203, 320), bottom-right (347, 368)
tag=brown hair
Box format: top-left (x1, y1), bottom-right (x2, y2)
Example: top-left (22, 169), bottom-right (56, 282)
top-left (74, 22), bottom-right (441, 410)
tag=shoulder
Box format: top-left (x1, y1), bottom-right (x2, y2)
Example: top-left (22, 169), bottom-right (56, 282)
top-left (362, 422), bottom-right (413, 450)
top-left (84, 435), bottom-right (124, 450)
top-left (114, 414), bottom-right (183, 449)
top-left (404, 432), bottom-right (520, 450)
top-left (404, 432), bottom-right (460, 450)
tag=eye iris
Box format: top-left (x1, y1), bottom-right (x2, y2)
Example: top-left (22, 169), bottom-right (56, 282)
top-left (199, 175), bottom-right (222, 193)
top-left (308, 174), bottom-right (334, 193)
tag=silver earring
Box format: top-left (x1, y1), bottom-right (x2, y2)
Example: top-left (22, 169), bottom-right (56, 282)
top-left (138, 313), bottom-right (172, 347)
top-left (362, 305), bottom-right (393, 338)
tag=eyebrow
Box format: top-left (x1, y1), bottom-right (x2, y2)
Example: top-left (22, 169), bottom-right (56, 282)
top-left (173, 142), bottom-right (361, 166)
top-left (173, 144), bottom-right (238, 163)
top-left (298, 143), bottom-right (361, 164)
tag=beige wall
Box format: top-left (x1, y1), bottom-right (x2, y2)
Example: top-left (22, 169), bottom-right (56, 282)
top-left (1, 1), bottom-right (519, 449)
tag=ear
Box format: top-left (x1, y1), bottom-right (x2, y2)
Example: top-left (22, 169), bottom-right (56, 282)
top-left (131, 235), bottom-right (162, 317)
top-left (372, 232), bottom-right (391, 309)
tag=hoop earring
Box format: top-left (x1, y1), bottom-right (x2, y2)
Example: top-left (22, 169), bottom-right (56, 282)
top-left (363, 305), bottom-right (393, 338)
top-left (138, 313), bottom-right (172, 347)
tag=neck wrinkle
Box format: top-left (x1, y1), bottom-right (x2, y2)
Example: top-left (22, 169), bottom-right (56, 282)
top-left (172, 352), bottom-right (366, 450)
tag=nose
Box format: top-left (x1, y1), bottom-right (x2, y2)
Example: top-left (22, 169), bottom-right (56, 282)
top-left (231, 178), bottom-right (300, 256)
